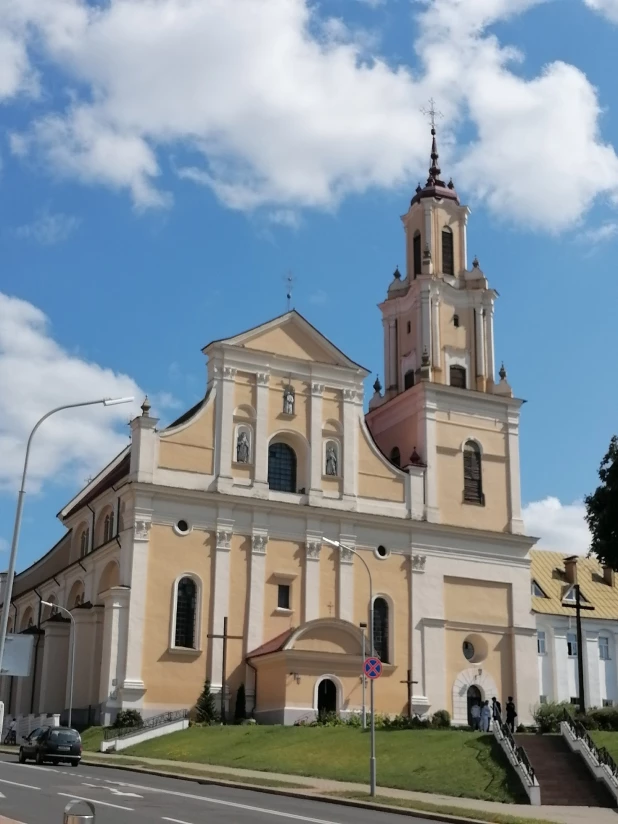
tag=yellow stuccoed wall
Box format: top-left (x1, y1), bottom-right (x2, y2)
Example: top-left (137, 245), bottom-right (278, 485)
top-left (234, 371), bottom-right (256, 411)
top-left (322, 388), bottom-right (343, 423)
top-left (244, 325), bottom-right (340, 364)
top-left (357, 430), bottom-right (405, 502)
top-left (264, 540), bottom-right (303, 640)
top-left (319, 547), bottom-right (338, 617)
top-left (141, 525), bottom-right (214, 709)
top-left (158, 398), bottom-right (216, 475)
top-left (227, 535), bottom-right (251, 693)
top-left (268, 379), bottom-right (310, 441)
top-left (435, 416), bottom-right (509, 531)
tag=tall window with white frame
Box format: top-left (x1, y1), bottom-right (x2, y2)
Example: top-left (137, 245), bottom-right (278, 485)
top-left (103, 512), bottom-right (114, 544)
top-left (175, 577), bottom-right (197, 649)
top-left (79, 528), bottom-right (90, 558)
top-left (537, 630), bottom-right (546, 655)
top-left (599, 636), bottom-right (611, 661)
top-left (373, 598), bottom-right (390, 664)
top-left (567, 631), bottom-right (578, 657)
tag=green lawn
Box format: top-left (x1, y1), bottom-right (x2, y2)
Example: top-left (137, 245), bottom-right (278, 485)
top-left (122, 726), bottom-right (525, 803)
top-left (80, 726), bottom-right (104, 752)
top-left (591, 731), bottom-right (618, 760)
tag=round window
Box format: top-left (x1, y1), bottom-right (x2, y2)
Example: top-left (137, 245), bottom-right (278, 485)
top-left (376, 545), bottom-right (389, 558)
top-left (175, 520), bottom-right (190, 535)
top-left (463, 640), bottom-right (475, 661)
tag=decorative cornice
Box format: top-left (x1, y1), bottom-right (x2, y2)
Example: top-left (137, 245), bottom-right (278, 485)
top-left (340, 546), bottom-right (354, 565)
top-left (216, 527), bottom-right (232, 551)
top-left (311, 383), bottom-right (325, 397)
top-left (306, 539), bottom-right (322, 560)
top-left (223, 366), bottom-right (237, 381)
top-left (343, 388), bottom-right (362, 404)
top-left (257, 372), bottom-right (270, 386)
top-left (252, 532), bottom-right (268, 555)
top-left (411, 554), bottom-right (426, 572)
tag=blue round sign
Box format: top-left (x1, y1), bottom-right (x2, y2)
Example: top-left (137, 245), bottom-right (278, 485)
top-left (364, 657), bottom-right (383, 679)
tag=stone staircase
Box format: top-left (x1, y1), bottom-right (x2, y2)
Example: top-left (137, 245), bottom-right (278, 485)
top-left (514, 734), bottom-right (615, 807)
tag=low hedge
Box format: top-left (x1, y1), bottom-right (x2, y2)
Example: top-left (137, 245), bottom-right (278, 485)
top-left (533, 701), bottom-right (618, 733)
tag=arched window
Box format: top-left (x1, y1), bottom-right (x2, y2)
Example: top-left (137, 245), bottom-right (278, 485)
top-left (450, 365), bottom-right (466, 389)
top-left (413, 231), bottom-right (422, 277)
top-left (174, 577), bottom-right (197, 649)
top-left (79, 528), bottom-right (90, 558)
top-left (463, 441), bottom-right (483, 504)
top-left (268, 442), bottom-right (297, 493)
top-left (103, 512), bottom-right (114, 543)
top-left (442, 227), bottom-right (454, 276)
top-left (404, 370), bottom-right (415, 390)
top-left (373, 597), bottom-right (390, 664)
top-left (390, 447), bottom-right (401, 468)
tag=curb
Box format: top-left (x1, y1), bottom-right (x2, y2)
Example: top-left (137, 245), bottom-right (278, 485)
top-left (78, 758), bottom-right (505, 824)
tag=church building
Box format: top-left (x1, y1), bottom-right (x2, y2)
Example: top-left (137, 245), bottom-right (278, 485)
top-left (0, 128), bottom-right (539, 728)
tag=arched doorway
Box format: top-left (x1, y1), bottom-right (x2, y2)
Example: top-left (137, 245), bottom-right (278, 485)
top-left (317, 679), bottom-right (337, 717)
top-left (467, 685), bottom-right (482, 727)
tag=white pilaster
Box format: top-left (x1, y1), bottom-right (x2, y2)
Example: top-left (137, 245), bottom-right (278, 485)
top-left (120, 511), bottom-right (150, 702)
top-left (254, 372), bottom-right (270, 489)
top-left (309, 383), bottom-right (324, 494)
top-left (38, 623), bottom-right (69, 714)
top-left (388, 320), bottom-right (397, 390)
top-left (342, 390), bottom-right (360, 500)
top-left (461, 211), bottom-right (469, 271)
top-left (431, 293), bottom-right (441, 370)
top-left (215, 366), bottom-right (237, 488)
top-left (129, 410), bottom-right (159, 484)
top-left (338, 534), bottom-right (355, 623)
top-left (420, 396), bottom-right (439, 522)
top-left (304, 536), bottom-right (321, 622)
top-left (383, 319), bottom-right (391, 391)
top-left (585, 630), bottom-right (600, 709)
top-left (246, 530), bottom-right (268, 655)
top-left (506, 408), bottom-right (524, 534)
top-left (423, 201), bottom-right (433, 267)
top-left (512, 628), bottom-right (539, 726)
top-left (410, 553), bottom-right (428, 710)
top-left (475, 307), bottom-right (486, 378)
top-left (420, 287), bottom-right (431, 365)
top-left (99, 587), bottom-right (130, 725)
top-left (485, 302), bottom-right (495, 384)
top-left (210, 521), bottom-right (233, 689)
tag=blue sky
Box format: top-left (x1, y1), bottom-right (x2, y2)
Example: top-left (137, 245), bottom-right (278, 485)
top-left (1, 0), bottom-right (618, 570)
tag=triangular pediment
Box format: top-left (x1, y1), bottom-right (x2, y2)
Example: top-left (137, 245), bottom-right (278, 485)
top-left (204, 311), bottom-right (368, 373)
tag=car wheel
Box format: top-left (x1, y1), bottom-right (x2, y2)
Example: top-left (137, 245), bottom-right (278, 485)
top-left (18, 749), bottom-right (26, 764)
top-left (35, 751), bottom-right (44, 765)
top-left (70, 760), bottom-right (79, 767)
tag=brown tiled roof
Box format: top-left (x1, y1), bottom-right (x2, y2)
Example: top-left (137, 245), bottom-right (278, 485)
top-left (531, 549), bottom-right (618, 620)
top-left (247, 628), bottom-right (296, 659)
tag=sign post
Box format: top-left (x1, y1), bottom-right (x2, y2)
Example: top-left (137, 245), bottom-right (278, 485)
top-left (364, 656), bottom-right (382, 797)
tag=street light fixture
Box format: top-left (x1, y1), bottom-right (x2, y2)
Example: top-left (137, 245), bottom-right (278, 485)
top-left (322, 536), bottom-right (377, 797)
top-left (40, 601), bottom-right (75, 728)
top-left (0, 396), bottom-right (134, 682)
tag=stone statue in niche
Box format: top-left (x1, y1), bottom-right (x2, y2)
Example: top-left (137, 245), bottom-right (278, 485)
top-left (325, 444), bottom-right (338, 476)
top-left (236, 431), bottom-right (250, 463)
top-left (283, 385), bottom-right (295, 415)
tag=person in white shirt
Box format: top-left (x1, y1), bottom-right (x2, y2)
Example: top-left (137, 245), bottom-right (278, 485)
top-left (470, 702), bottom-right (481, 731)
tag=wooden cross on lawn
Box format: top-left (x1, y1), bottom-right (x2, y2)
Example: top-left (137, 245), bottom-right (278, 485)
top-left (207, 616), bottom-right (243, 723)
top-left (400, 669), bottom-right (418, 719)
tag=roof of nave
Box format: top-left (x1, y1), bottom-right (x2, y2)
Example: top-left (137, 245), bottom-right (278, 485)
top-left (531, 549), bottom-right (618, 620)
top-left (202, 309), bottom-right (369, 375)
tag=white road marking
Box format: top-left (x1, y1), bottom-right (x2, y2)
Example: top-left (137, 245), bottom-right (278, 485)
top-left (1, 762), bottom-right (58, 773)
top-left (0, 791), bottom-right (4, 798)
top-left (83, 783), bottom-right (142, 798)
top-left (0, 776), bottom-right (40, 790)
top-left (163, 818), bottom-right (195, 824)
top-left (57, 792), bottom-right (134, 811)
top-left (102, 779), bottom-right (350, 824)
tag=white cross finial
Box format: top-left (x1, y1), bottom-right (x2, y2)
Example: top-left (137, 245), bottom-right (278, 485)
top-left (421, 98), bottom-right (443, 129)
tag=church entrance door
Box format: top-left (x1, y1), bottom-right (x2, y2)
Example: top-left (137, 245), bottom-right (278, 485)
top-left (317, 679), bottom-right (337, 717)
top-left (467, 685), bottom-right (482, 726)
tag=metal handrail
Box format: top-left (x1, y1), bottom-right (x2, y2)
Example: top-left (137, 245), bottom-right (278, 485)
top-left (561, 708), bottom-right (618, 782)
top-left (495, 719), bottom-right (537, 785)
top-left (104, 709), bottom-right (189, 740)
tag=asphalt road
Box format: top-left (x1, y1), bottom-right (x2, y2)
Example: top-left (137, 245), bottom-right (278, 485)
top-left (0, 754), bottom-right (440, 824)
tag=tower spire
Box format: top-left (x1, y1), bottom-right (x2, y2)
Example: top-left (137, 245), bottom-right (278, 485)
top-left (411, 99), bottom-right (459, 207)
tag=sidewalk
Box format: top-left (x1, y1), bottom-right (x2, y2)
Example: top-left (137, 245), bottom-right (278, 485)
top-left (78, 750), bottom-right (617, 824)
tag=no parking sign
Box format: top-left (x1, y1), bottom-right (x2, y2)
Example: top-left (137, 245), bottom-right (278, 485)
top-left (363, 657), bottom-right (382, 679)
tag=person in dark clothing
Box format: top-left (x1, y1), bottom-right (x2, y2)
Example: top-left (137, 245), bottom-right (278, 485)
top-left (491, 697), bottom-right (502, 722)
top-left (506, 696), bottom-right (517, 732)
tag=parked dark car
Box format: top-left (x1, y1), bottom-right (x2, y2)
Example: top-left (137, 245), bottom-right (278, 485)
top-left (19, 726), bottom-right (82, 766)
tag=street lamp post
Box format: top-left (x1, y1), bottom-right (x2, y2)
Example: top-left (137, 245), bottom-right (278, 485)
top-left (360, 621), bottom-right (367, 730)
top-left (40, 602), bottom-right (75, 728)
top-left (0, 397), bottom-right (134, 681)
top-left (323, 537), bottom-right (376, 797)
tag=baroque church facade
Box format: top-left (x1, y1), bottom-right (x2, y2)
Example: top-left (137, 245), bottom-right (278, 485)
top-left (0, 130), bottom-right (539, 727)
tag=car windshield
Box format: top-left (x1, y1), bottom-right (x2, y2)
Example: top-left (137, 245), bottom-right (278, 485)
top-left (49, 730), bottom-right (80, 744)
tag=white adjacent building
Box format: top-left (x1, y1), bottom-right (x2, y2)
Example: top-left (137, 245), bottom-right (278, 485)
top-left (532, 551), bottom-right (618, 709)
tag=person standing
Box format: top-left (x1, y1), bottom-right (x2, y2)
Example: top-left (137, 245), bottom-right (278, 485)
top-left (470, 701), bottom-right (481, 731)
top-left (506, 696), bottom-right (517, 732)
top-left (480, 700), bottom-right (492, 732)
top-left (492, 696), bottom-right (502, 723)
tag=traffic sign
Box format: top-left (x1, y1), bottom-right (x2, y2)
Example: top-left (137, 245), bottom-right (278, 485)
top-left (364, 656), bottom-right (382, 679)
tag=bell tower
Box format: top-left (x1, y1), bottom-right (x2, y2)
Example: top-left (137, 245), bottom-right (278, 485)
top-left (366, 120), bottom-right (524, 535)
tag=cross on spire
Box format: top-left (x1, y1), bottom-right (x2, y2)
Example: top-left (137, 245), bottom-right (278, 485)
top-left (284, 271), bottom-right (294, 312)
top-left (420, 98), bottom-right (443, 130)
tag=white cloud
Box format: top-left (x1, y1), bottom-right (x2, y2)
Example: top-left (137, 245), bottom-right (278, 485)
top-left (523, 497), bottom-right (591, 555)
top-left (577, 222), bottom-right (618, 244)
top-left (2, 0), bottom-right (618, 231)
top-left (583, 0), bottom-right (618, 22)
top-left (12, 210), bottom-right (80, 245)
top-left (0, 291), bottom-right (145, 494)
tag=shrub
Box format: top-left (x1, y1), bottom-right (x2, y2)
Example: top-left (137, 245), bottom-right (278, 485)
top-left (113, 709), bottom-right (143, 729)
top-left (533, 701), bottom-right (571, 733)
top-left (582, 707), bottom-right (618, 731)
top-left (195, 679), bottom-right (218, 724)
top-left (431, 709), bottom-right (451, 729)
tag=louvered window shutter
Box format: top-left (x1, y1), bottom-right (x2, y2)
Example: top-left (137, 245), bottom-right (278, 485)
top-left (463, 443), bottom-right (483, 503)
top-left (442, 229), bottom-right (454, 276)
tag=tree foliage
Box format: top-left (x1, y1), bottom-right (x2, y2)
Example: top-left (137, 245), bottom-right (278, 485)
top-left (585, 435), bottom-right (618, 568)
top-left (195, 679), bottom-right (218, 724)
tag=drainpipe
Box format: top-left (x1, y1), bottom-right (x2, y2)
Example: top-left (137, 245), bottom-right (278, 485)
top-left (87, 503), bottom-right (96, 553)
top-left (29, 595), bottom-right (42, 713)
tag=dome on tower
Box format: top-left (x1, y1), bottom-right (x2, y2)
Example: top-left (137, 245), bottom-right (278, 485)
top-left (411, 126), bottom-right (460, 207)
